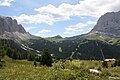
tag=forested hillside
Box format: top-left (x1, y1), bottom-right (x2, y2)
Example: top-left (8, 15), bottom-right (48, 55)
top-left (25, 38), bottom-right (120, 59)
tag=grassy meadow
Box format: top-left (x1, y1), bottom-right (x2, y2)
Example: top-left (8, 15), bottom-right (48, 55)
top-left (0, 56), bottom-right (120, 80)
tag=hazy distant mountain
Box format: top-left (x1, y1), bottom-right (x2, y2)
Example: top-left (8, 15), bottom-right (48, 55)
top-left (45, 35), bottom-right (64, 42)
top-left (51, 35), bottom-right (63, 39)
top-left (0, 16), bottom-right (33, 40)
top-left (90, 11), bottom-right (120, 38)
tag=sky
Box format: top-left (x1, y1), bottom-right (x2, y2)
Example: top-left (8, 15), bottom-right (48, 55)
top-left (0, 0), bottom-right (120, 38)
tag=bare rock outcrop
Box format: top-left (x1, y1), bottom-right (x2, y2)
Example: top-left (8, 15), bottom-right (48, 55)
top-left (91, 11), bottom-right (120, 38)
top-left (0, 16), bottom-right (33, 40)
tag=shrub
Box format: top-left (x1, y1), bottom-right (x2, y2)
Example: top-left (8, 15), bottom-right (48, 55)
top-left (111, 59), bottom-right (120, 67)
top-left (117, 59), bottom-right (120, 66)
top-left (111, 60), bottom-right (117, 67)
top-left (101, 70), bottom-right (111, 78)
top-left (98, 66), bottom-right (102, 71)
top-left (0, 62), bottom-right (3, 68)
top-left (102, 61), bottom-right (108, 68)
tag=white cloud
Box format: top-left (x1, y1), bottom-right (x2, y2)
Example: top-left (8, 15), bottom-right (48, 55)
top-left (34, 3), bottom-right (74, 20)
top-left (34, 29), bottom-right (51, 37)
top-left (38, 29), bottom-right (51, 33)
top-left (64, 20), bottom-right (97, 34)
top-left (0, 0), bottom-right (14, 6)
top-left (24, 26), bottom-right (37, 31)
top-left (14, 0), bottom-right (120, 25)
top-left (14, 14), bottom-right (54, 25)
top-left (35, 33), bottom-right (45, 37)
top-left (74, 0), bottom-right (120, 17)
top-left (86, 21), bottom-right (97, 25)
top-left (64, 23), bottom-right (87, 34)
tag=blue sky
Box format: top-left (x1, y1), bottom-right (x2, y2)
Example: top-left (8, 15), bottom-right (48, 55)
top-left (0, 0), bottom-right (120, 37)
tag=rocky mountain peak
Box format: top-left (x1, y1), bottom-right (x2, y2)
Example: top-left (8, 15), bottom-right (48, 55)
top-left (0, 16), bottom-right (26, 34)
top-left (0, 16), bottom-right (32, 40)
top-left (90, 11), bottom-right (120, 37)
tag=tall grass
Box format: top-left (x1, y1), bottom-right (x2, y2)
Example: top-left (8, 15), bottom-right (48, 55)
top-left (0, 56), bottom-right (120, 80)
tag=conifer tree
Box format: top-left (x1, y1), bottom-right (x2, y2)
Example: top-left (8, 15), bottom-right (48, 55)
top-left (40, 48), bottom-right (53, 66)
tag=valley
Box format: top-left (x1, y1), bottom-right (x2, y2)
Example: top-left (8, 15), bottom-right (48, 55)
top-left (0, 2), bottom-right (120, 79)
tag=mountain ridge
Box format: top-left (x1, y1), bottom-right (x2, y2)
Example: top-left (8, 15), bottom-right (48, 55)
top-left (90, 11), bottom-right (120, 38)
top-left (0, 16), bottom-right (33, 40)
top-left (1, 11), bottom-right (120, 59)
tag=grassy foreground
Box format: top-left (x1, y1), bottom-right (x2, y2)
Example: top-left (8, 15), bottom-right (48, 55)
top-left (0, 56), bottom-right (120, 80)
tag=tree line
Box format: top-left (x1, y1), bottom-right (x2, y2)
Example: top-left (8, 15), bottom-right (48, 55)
top-left (0, 47), bottom-right (53, 67)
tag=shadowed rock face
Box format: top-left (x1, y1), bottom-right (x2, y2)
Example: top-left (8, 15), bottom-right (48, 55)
top-left (0, 16), bottom-right (32, 40)
top-left (0, 16), bottom-right (26, 34)
top-left (91, 11), bottom-right (120, 37)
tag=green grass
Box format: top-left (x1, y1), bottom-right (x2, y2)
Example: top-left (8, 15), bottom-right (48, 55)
top-left (46, 38), bottom-right (64, 42)
top-left (0, 56), bottom-right (120, 80)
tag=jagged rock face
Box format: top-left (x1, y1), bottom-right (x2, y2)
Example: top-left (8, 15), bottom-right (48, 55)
top-left (0, 16), bottom-right (26, 34)
top-left (91, 11), bottom-right (120, 37)
top-left (0, 16), bottom-right (32, 40)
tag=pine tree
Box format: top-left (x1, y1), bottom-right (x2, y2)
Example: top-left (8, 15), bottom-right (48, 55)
top-left (6, 48), bottom-right (13, 58)
top-left (0, 49), bottom-right (6, 61)
top-left (27, 53), bottom-right (35, 61)
top-left (40, 48), bottom-right (53, 66)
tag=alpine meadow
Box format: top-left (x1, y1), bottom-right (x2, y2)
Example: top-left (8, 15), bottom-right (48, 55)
top-left (0, 0), bottom-right (120, 80)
